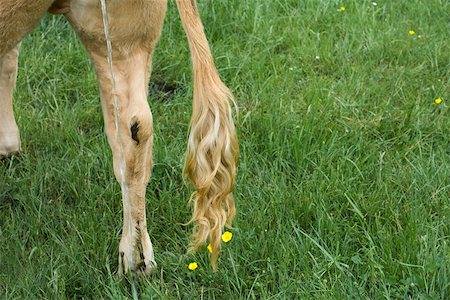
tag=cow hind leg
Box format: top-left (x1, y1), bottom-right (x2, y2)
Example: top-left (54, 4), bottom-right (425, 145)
top-left (65, 0), bottom-right (167, 275)
top-left (87, 50), bottom-right (156, 275)
top-left (0, 44), bottom-right (21, 158)
top-left (0, 0), bottom-right (55, 158)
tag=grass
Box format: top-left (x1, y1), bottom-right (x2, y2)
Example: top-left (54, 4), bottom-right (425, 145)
top-left (1, 0), bottom-right (449, 298)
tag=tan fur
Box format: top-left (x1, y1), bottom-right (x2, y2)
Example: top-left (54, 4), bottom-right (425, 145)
top-left (0, 0), bottom-right (238, 274)
top-left (65, 0), bottom-right (167, 275)
top-left (0, 0), bottom-right (54, 54)
top-left (0, 43), bottom-right (21, 157)
top-left (0, 0), bottom-right (54, 157)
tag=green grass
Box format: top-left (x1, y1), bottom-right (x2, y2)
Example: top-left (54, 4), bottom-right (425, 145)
top-left (1, 0), bottom-right (449, 298)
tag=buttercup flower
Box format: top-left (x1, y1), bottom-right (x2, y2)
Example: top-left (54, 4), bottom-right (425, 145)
top-left (207, 244), bottom-right (213, 253)
top-left (408, 30), bottom-right (415, 36)
top-left (340, 6), bottom-right (346, 11)
top-left (188, 262), bottom-right (198, 270)
top-left (222, 231), bottom-right (233, 243)
top-left (435, 98), bottom-right (443, 105)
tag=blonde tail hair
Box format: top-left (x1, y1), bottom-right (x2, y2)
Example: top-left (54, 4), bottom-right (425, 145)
top-left (175, 0), bottom-right (239, 269)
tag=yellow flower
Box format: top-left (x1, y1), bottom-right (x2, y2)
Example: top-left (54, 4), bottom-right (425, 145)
top-left (408, 30), bottom-right (415, 36)
top-left (188, 262), bottom-right (198, 270)
top-left (340, 6), bottom-right (346, 11)
top-left (435, 98), bottom-right (443, 105)
top-left (207, 244), bottom-right (212, 253)
top-left (222, 231), bottom-right (233, 243)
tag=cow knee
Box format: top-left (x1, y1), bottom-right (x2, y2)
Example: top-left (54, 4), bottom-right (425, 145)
top-left (129, 112), bottom-right (152, 146)
top-left (1, 54), bottom-right (18, 82)
top-left (1, 63), bottom-right (17, 81)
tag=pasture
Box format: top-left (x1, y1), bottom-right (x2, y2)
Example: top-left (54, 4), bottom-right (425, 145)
top-left (0, 0), bottom-right (449, 298)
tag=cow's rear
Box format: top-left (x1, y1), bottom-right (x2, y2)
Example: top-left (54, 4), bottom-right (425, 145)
top-left (0, 0), bottom-right (238, 274)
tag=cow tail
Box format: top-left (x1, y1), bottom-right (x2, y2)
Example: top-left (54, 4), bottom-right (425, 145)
top-left (175, 0), bottom-right (238, 269)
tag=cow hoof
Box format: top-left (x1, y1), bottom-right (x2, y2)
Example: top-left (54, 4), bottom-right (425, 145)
top-left (0, 133), bottom-right (21, 160)
top-left (0, 147), bottom-right (20, 160)
top-left (0, 150), bottom-right (20, 160)
top-left (117, 227), bottom-right (156, 276)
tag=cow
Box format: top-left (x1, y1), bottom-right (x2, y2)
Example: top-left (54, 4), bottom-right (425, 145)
top-left (0, 0), bottom-right (238, 275)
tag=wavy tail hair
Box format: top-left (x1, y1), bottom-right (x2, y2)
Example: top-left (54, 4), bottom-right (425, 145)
top-left (175, 0), bottom-right (238, 269)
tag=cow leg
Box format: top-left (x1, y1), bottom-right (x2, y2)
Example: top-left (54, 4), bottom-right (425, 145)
top-left (65, 0), bottom-right (166, 275)
top-left (0, 0), bottom-right (57, 158)
top-left (86, 49), bottom-right (156, 275)
top-left (0, 44), bottom-right (21, 158)
top-left (102, 52), bottom-right (156, 276)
